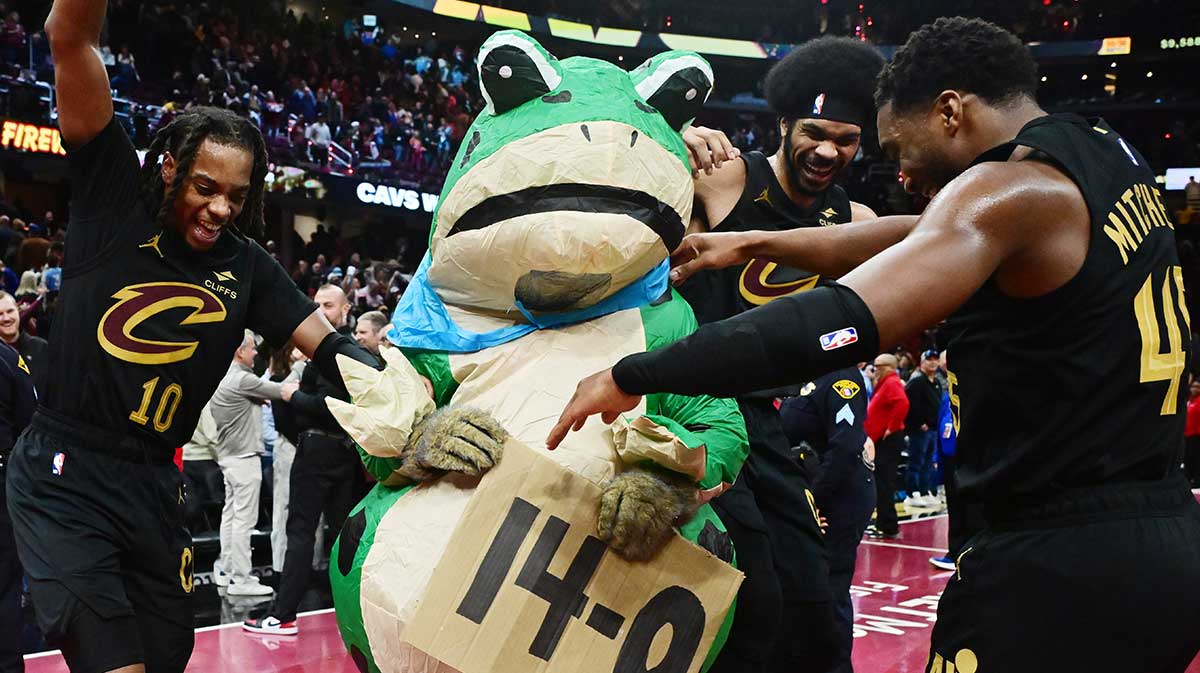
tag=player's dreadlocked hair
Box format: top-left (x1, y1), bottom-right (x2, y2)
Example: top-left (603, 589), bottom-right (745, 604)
top-left (764, 36), bottom-right (885, 122)
top-left (875, 17), bottom-right (1039, 112)
top-left (138, 106), bottom-right (269, 238)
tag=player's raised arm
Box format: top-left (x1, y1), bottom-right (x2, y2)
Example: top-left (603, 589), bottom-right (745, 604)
top-left (548, 159), bottom-right (1086, 448)
top-left (669, 214), bottom-right (918, 286)
top-left (45, 0), bottom-right (114, 147)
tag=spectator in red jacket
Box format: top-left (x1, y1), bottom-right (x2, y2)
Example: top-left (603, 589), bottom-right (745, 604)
top-left (1186, 376), bottom-right (1200, 486)
top-left (865, 353), bottom-right (909, 538)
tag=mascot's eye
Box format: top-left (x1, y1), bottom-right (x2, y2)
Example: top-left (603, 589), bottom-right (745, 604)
top-left (478, 31), bottom-right (564, 115)
top-left (629, 52), bottom-right (714, 131)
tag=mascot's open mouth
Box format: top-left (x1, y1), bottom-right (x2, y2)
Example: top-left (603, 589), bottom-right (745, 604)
top-left (514, 270), bottom-right (612, 312)
top-left (446, 183), bottom-right (685, 252)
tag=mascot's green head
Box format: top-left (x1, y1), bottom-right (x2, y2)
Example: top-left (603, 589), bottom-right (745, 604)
top-left (427, 30), bottom-right (714, 315)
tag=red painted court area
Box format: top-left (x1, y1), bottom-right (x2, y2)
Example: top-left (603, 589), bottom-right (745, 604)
top-left (23, 506), bottom-right (1200, 673)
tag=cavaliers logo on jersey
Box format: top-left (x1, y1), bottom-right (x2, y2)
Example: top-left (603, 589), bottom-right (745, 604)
top-left (97, 282), bottom-right (228, 365)
top-left (738, 258), bottom-right (820, 305)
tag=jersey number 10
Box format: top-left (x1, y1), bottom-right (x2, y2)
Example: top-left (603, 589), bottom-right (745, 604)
top-left (1134, 266), bottom-right (1191, 416)
top-left (129, 376), bottom-right (184, 432)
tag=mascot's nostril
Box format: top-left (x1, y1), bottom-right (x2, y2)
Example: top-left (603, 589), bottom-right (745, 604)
top-left (630, 130), bottom-right (639, 148)
top-left (580, 124), bottom-right (591, 142)
top-left (515, 270), bottom-right (611, 312)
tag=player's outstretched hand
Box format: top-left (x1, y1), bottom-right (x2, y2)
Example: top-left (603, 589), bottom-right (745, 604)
top-left (327, 348), bottom-right (436, 457)
top-left (546, 368), bottom-right (640, 450)
top-left (683, 125), bottom-right (740, 176)
top-left (407, 406), bottom-right (509, 477)
top-left (669, 231), bottom-right (753, 286)
top-left (598, 467), bottom-right (694, 562)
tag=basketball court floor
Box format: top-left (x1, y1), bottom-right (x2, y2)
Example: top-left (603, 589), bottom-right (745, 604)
top-left (22, 496), bottom-right (1200, 673)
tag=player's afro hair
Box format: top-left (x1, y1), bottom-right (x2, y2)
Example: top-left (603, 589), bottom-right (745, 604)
top-left (875, 17), bottom-right (1039, 112)
top-left (764, 36), bottom-right (885, 121)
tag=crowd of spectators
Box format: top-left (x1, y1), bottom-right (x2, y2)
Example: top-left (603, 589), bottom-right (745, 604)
top-left (2, 0), bottom-right (484, 187)
top-left (0, 199), bottom-right (62, 339)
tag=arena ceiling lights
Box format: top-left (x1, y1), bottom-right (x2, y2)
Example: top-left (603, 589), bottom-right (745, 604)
top-left (409, 0), bottom-right (771, 58)
top-left (397, 0), bottom-right (1138, 62)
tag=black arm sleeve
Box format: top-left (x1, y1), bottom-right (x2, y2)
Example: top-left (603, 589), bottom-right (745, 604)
top-left (612, 283), bottom-right (880, 397)
top-left (311, 331), bottom-right (383, 395)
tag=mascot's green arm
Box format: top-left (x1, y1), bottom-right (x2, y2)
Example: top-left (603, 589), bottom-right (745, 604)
top-left (638, 290), bottom-right (749, 489)
top-left (353, 348), bottom-right (460, 483)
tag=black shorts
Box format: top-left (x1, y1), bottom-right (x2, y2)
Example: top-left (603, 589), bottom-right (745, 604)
top-left (6, 411), bottom-right (194, 673)
top-left (927, 474), bottom-right (1200, 673)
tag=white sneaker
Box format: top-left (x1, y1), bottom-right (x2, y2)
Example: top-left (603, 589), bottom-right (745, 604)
top-left (903, 494), bottom-right (924, 510)
top-left (227, 577), bottom-right (274, 597)
top-left (243, 615), bottom-right (298, 636)
top-left (918, 494), bottom-right (941, 508)
top-left (212, 565), bottom-right (230, 587)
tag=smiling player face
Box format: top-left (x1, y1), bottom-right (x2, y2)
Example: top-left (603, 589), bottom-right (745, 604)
top-left (780, 117), bottom-right (862, 196)
top-left (163, 139), bottom-right (254, 251)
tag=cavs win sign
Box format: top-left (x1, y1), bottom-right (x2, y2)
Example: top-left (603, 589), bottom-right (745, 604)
top-left (0, 120), bottom-right (66, 156)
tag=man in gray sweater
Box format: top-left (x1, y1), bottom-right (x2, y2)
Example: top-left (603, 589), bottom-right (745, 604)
top-left (210, 330), bottom-right (296, 596)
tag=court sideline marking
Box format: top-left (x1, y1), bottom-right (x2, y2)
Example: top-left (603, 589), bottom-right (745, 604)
top-left (22, 608), bottom-right (337, 660)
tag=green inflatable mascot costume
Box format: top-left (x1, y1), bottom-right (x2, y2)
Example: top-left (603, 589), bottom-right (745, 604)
top-left (325, 30), bottom-right (749, 673)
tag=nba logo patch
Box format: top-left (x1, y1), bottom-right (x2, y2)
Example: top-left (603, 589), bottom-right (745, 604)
top-left (811, 92), bottom-right (826, 115)
top-left (51, 452), bottom-right (65, 476)
top-left (819, 327), bottom-right (858, 351)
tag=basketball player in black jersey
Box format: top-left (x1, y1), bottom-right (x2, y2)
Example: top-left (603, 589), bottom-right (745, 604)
top-left (669, 37), bottom-right (887, 673)
top-left (552, 17), bottom-right (1200, 672)
top-left (4, 2), bottom-right (400, 672)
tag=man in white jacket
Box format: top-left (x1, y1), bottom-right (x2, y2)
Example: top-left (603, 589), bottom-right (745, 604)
top-left (209, 331), bottom-right (296, 596)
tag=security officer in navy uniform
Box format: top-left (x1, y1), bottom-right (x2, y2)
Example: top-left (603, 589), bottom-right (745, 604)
top-left (780, 366), bottom-right (874, 673)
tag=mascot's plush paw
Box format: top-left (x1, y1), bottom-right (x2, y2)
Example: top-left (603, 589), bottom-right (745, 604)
top-left (598, 468), bottom-right (694, 562)
top-left (406, 406), bottom-right (509, 477)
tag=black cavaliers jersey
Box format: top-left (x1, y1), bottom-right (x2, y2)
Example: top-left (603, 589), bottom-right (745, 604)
top-left (680, 151), bottom-right (851, 398)
top-left (944, 114), bottom-right (1189, 503)
top-left (681, 151), bottom-right (852, 324)
top-left (45, 119), bottom-right (314, 453)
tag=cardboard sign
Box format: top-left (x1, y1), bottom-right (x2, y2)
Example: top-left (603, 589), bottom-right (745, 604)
top-left (405, 439), bottom-right (743, 673)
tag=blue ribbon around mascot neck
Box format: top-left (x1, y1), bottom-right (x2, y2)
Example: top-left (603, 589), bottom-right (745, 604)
top-left (388, 253), bottom-right (670, 353)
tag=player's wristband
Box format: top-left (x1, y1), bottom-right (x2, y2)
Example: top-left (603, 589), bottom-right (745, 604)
top-left (313, 331), bottom-right (383, 394)
top-left (612, 282), bottom-right (879, 397)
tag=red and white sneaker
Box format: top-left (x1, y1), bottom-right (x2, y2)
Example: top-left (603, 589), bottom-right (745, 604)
top-left (242, 615), bottom-right (298, 636)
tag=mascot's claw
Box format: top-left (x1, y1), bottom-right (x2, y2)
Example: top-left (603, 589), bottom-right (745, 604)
top-left (406, 407), bottom-right (509, 477)
top-left (327, 348), bottom-right (436, 457)
top-left (598, 468), bottom-right (695, 562)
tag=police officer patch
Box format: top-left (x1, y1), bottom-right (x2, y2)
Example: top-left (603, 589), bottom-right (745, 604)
top-left (832, 379), bottom-right (860, 399)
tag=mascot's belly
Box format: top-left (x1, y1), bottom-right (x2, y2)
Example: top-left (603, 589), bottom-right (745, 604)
top-left (358, 309), bottom-right (648, 673)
